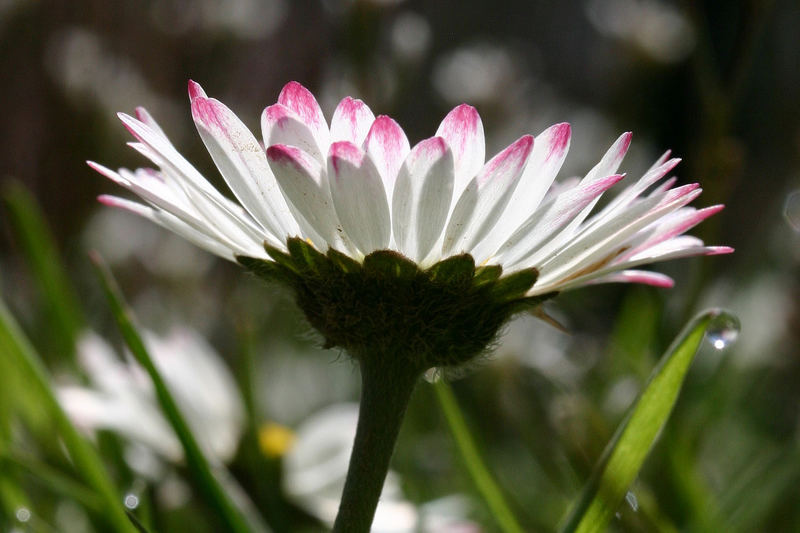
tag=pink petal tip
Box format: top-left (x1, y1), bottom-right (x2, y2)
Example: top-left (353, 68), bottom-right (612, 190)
top-left (548, 122), bottom-right (572, 157)
top-left (441, 104), bottom-right (480, 136)
top-left (278, 81), bottom-right (323, 127)
top-left (707, 246), bottom-right (735, 255)
top-left (97, 194), bottom-right (122, 207)
top-left (329, 141), bottom-right (364, 173)
top-left (266, 144), bottom-right (308, 171)
top-left (188, 80), bottom-right (207, 101)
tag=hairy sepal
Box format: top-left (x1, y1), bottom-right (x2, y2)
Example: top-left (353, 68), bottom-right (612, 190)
top-left (238, 239), bottom-right (547, 369)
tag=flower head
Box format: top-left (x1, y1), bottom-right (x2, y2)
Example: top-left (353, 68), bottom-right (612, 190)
top-left (91, 80), bottom-right (730, 368)
top-left (90, 81), bottom-right (732, 532)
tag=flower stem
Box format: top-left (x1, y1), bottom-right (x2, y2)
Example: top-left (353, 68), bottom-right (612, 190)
top-left (332, 355), bottom-right (421, 533)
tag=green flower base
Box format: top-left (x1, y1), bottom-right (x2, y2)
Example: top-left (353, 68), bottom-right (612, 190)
top-left (238, 237), bottom-right (555, 372)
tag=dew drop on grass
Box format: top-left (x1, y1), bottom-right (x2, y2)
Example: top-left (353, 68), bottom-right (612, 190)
top-left (625, 491), bottom-right (639, 512)
top-left (705, 310), bottom-right (740, 351)
top-left (15, 507), bottom-right (31, 522)
top-left (123, 493), bottom-right (139, 509)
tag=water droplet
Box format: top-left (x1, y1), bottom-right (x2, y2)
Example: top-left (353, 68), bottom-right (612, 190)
top-left (625, 491), bottom-right (639, 512)
top-left (705, 310), bottom-right (740, 351)
top-left (15, 507), bottom-right (31, 522)
top-left (123, 494), bottom-right (139, 509)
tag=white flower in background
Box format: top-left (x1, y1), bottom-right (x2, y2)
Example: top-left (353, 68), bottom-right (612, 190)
top-left (91, 80), bottom-right (729, 297)
top-left (284, 403), bottom-right (477, 533)
top-left (58, 328), bottom-right (244, 469)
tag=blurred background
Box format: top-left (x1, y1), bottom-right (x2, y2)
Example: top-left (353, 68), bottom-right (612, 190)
top-left (1, 0), bottom-right (799, 531)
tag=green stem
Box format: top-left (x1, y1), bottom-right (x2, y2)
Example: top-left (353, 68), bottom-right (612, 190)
top-left (435, 380), bottom-right (524, 533)
top-left (332, 356), bottom-right (420, 533)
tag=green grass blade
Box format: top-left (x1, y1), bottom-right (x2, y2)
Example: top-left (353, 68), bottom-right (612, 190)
top-left (0, 297), bottom-right (136, 533)
top-left (89, 252), bottom-right (268, 533)
top-left (1, 181), bottom-right (85, 358)
top-left (435, 381), bottom-right (525, 533)
top-left (0, 450), bottom-right (104, 512)
top-left (560, 309), bottom-right (723, 533)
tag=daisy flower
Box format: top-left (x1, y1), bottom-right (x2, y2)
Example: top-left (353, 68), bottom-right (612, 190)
top-left (90, 80), bottom-right (730, 533)
top-left (91, 80), bottom-right (729, 299)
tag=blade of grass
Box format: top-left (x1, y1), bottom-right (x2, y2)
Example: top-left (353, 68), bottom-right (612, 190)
top-left (559, 309), bottom-right (724, 533)
top-left (1, 181), bottom-right (85, 359)
top-left (89, 251), bottom-right (268, 533)
top-left (0, 458), bottom-right (30, 527)
top-left (0, 450), bottom-right (104, 512)
top-left (0, 297), bottom-right (137, 533)
top-left (434, 380), bottom-right (524, 533)
top-left (716, 447), bottom-right (800, 531)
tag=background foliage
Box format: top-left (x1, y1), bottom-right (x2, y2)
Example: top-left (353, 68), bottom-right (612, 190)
top-left (1, 0), bottom-right (799, 531)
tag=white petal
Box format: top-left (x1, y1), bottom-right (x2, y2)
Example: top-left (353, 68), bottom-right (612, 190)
top-left (627, 235), bottom-right (708, 262)
top-left (442, 135), bottom-right (534, 256)
top-left (536, 184), bottom-right (703, 286)
top-left (94, 160), bottom-right (271, 256)
top-left (98, 195), bottom-right (242, 260)
top-left (134, 107), bottom-right (169, 139)
top-left (529, 240), bottom-right (732, 295)
top-left (363, 116), bottom-right (410, 205)
top-left (497, 123), bottom-right (571, 234)
top-left (392, 137), bottom-right (454, 263)
top-left (648, 176), bottom-right (677, 196)
top-left (330, 97), bottom-right (375, 145)
top-left (92, 163), bottom-right (197, 226)
top-left (266, 144), bottom-right (343, 246)
top-left (328, 141), bottom-right (391, 255)
top-left (585, 132), bottom-right (632, 182)
top-left (509, 133), bottom-right (634, 267)
top-left (262, 103), bottom-right (324, 162)
top-left (578, 157), bottom-right (681, 235)
top-left (583, 270), bottom-right (675, 288)
top-left (117, 112), bottom-right (217, 196)
top-left (191, 95), bottom-right (299, 240)
top-left (498, 173), bottom-right (625, 268)
top-left (181, 182), bottom-right (276, 251)
top-left (435, 104), bottom-right (485, 196)
top-left (122, 141), bottom-right (271, 247)
top-left (619, 205), bottom-right (724, 262)
top-left (473, 122), bottom-right (571, 261)
top-left (277, 81), bottom-right (330, 156)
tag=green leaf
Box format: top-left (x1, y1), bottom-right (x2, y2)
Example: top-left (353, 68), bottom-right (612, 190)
top-left (1, 180), bottom-right (85, 360)
top-left (0, 450), bottom-right (104, 513)
top-left (559, 309), bottom-right (723, 533)
top-left (89, 252), bottom-right (269, 533)
top-left (0, 297), bottom-right (136, 533)
top-left (435, 381), bottom-right (524, 533)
